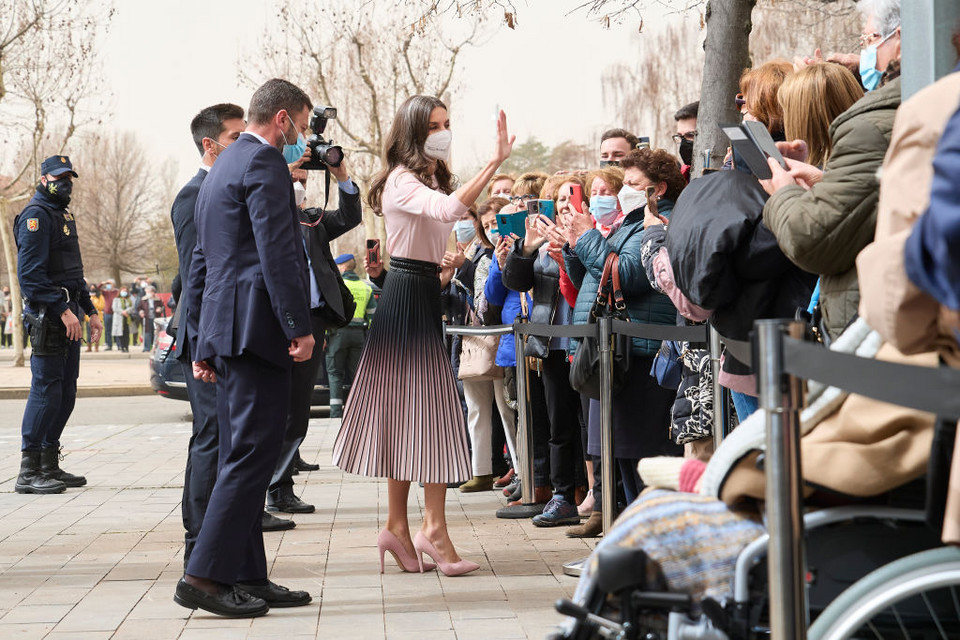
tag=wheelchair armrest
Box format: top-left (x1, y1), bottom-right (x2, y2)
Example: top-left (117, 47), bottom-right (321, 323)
top-left (632, 591), bottom-right (693, 610)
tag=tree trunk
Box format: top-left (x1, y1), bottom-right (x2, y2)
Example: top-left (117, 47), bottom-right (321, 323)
top-left (692, 0), bottom-right (756, 177)
top-left (0, 197), bottom-right (26, 367)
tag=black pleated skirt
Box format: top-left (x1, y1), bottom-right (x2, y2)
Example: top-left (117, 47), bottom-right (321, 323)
top-left (331, 257), bottom-right (471, 483)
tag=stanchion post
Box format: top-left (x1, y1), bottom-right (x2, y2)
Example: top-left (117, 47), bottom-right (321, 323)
top-left (598, 316), bottom-right (616, 534)
top-left (514, 321), bottom-right (535, 505)
top-left (757, 320), bottom-right (807, 640)
top-left (708, 325), bottom-right (727, 448)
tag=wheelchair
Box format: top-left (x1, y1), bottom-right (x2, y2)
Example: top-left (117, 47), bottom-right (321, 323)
top-left (551, 487), bottom-right (959, 640)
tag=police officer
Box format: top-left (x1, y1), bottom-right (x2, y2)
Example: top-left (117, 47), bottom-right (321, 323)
top-left (14, 155), bottom-right (102, 494)
top-left (325, 254), bottom-right (376, 418)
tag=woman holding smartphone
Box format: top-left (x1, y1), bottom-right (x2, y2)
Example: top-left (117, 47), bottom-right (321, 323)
top-left (332, 95), bottom-right (514, 577)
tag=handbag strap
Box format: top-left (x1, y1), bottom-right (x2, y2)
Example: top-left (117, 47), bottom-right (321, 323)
top-left (591, 253), bottom-right (616, 318)
top-left (609, 254), bottom-right (626, 313)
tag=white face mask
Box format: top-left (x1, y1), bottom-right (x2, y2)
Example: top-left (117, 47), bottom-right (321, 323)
top-left (618, 185), bottom-right (648, 215)
top-left (424, 129), bottom-right (452, 163)
top-left (293, 181), bottom-right (306, 207)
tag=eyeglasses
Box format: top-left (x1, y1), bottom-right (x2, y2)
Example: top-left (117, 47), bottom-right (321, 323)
top-left (671, 132), bottom-right (697, 144)
top-left (735, 93), bottom-right (746, 108)
top-left (859, 25), bottom-right (899, 49)
top-left (508, 194), bottom-right (537, 204)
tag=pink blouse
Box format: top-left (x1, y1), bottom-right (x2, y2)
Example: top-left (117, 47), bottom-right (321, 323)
top-left (382, 167), bottom-right (469, 264)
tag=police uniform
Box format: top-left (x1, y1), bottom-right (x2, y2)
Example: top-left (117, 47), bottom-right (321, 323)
top-left (14, 156), bottom-right (94, 494)
top-left (325, 254), bottom-right (376, 418)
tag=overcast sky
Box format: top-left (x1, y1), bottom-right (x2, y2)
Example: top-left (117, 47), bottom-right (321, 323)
top-left (97, 0), bottom-right (688, 187)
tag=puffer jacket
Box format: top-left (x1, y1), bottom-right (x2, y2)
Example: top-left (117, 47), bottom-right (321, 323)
top-left (564, 203), bottom-right (677, 357)
top-left (483, 257), bottom-right (531, 367)
top-left (502, 243), bottom-right (570, 358)
top-left (763, 77), bottom-right (902, 339)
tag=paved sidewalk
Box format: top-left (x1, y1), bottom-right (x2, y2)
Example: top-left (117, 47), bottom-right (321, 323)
top-left (0, 409), bottom-right (592, 639)
top-left (0, 348), bottom-right (153, 399)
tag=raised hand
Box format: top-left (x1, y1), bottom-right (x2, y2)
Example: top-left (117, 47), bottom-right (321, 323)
top-left (521, 214), bottom-right (551, 256)
top-left (493, 110), bottom-right (516, 166)
top-left (495, 234), bottom-right (515, 269)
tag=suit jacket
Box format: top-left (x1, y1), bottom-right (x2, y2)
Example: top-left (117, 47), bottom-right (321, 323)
top-left (300, 186), bottom-right (363, 323)
top-left (183, 134), bottom-right (311, 370)
top-left (170, 168), bottom-right (207, 304)
top-left (169, 168), bottom-right (206, 359)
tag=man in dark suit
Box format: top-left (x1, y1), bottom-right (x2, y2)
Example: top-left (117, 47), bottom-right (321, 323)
top-left (266, 165), bottom-right (363, 513)
top-left (171, 103), bottom-right (296, 573)
top-left (175, 79), bottom-right (316, 618)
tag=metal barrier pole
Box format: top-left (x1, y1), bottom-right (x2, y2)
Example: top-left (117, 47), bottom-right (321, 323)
top-left (514, 321), bottom-right (535, 506)
top-left (598, 316), bottom-right (616, 534)
top-left (757, 320), bottom-right (807, 640)
top-left (708, 325), bottom-right (726, 448)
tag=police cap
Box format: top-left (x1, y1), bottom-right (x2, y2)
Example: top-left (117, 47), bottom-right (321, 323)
top-left (40, 155), bottom-right (79, 179)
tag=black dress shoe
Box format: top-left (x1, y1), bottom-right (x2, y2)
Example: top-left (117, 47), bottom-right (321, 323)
top-left (174, 578), bottom-right (269, 618)
top-left (236, 580), bottom-right (311, 608)
top-left (294, 457), bottom-right (320, 472)
top-left (267, 487), bottom-right (315, 514)
top-left (261, 511), bottom-right (296, 532)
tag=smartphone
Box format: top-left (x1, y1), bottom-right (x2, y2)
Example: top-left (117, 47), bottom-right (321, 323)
top-left (638, 136), bottom-right (651, 150)
top-left (496, 213), bottom-right (514, 238)
top-left (497, 212), bottom-right (526, 239)
top-left (366, 239), bottom-right (381, 266)
top-left (525, 200), bottom-right (540, 217)
top-left (742, 120), bottom-right (787, 169)
top-left (570, 184), bottom-right (584, 214)
top-left (644, 186), bottom-right (656, 199)
top-left (537, 199), bottom-right (555, 221)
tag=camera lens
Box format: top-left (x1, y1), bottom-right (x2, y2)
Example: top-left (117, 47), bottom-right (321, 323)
top-left (320, 144), bottom-right (344, 167)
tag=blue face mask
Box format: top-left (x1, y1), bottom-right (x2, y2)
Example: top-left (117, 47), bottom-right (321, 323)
top-left (280, 119), bottom-right (307, 164)
top-left (589, 195), bottom-right (620, 226)
top-left (859, 28), bottom-right (897, 92)
top-left (454, 220), bottom-right (476, 243)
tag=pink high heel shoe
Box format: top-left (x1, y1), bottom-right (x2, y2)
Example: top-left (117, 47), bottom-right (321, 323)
top-left (413, 531), bottom-right (480, 576)
top-left (378, 529), bottom-right (436, 574)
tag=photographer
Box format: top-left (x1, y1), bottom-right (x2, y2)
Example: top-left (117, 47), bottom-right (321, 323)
top-left (267, 144), bottom-right (363, 515)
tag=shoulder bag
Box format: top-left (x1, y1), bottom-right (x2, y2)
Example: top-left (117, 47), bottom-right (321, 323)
top-left (457, 305), bottom-right (503, 381)
top-left (569, 253), bottom-right (632, 399)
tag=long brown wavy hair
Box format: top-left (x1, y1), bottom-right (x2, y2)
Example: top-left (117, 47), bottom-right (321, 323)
top-left (367, 95), bottom-right (454, 215)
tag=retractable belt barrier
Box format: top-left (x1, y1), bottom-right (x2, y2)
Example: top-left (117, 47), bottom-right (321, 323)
top-left (445, 318), bottom-right (725, 534)
top-left (756, 319), bottom-right (960, 640)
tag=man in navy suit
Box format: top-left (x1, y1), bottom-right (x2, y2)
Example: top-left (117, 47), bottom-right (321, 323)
top-left (175, 79), bottom-right (316, 618)
top-left (169, 103), bottom-right (297, 573)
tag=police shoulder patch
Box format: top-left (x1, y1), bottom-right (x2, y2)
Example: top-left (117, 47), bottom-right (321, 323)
top-left (26, 218), bottom-right (39, 232)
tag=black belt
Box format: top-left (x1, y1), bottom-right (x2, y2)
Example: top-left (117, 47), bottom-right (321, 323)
top-left (389, 256), bottom-right (441, 277)
top-left (59, 287), bottom-right (82, 303)
top-left (28, 288), bottom-right (81, 309)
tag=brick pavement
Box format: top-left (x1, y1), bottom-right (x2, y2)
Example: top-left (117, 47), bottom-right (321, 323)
top-left (0, 409), bottom-right (594, 639)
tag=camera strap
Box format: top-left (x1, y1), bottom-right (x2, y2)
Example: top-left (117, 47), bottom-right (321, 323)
top-left (323, 168), bottom-right (332, 213)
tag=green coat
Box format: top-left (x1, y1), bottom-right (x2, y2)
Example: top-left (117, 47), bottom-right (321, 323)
top-left (763, 78), bottom-right (901, 339)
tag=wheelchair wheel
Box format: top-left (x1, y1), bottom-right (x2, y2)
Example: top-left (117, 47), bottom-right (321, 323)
top-left (808, 546), bottom-right (960, 640)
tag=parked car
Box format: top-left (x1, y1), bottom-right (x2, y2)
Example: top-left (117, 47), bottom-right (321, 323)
top-left (150, 317), bottom-right (331, 406)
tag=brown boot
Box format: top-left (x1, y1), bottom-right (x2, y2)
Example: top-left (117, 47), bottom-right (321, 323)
top-left (566, 511), bottom-right (603, 538)
top-left (459, 474), bottom-right (494, 493)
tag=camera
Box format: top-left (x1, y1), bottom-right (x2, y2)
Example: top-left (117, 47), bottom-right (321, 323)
top-left (301, 105), bottom-right (344, 171)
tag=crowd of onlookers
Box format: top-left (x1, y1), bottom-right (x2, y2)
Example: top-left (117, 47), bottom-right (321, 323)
top-left (516, 0), bottom-right (960, 625)
top-left (1, 276), bottom-right (171, 353)
top-left (84, 277), bottom-right (170, 352)
top-left (368, 0), bottom-right (960, 615)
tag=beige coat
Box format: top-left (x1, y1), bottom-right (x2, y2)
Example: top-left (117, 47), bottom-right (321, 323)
top-left (719, 342), bottom-right (937, 506)
top-left (857, 71), bottom-right (960, 366)
top-left (855, 70), bottom-right (960, 545)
